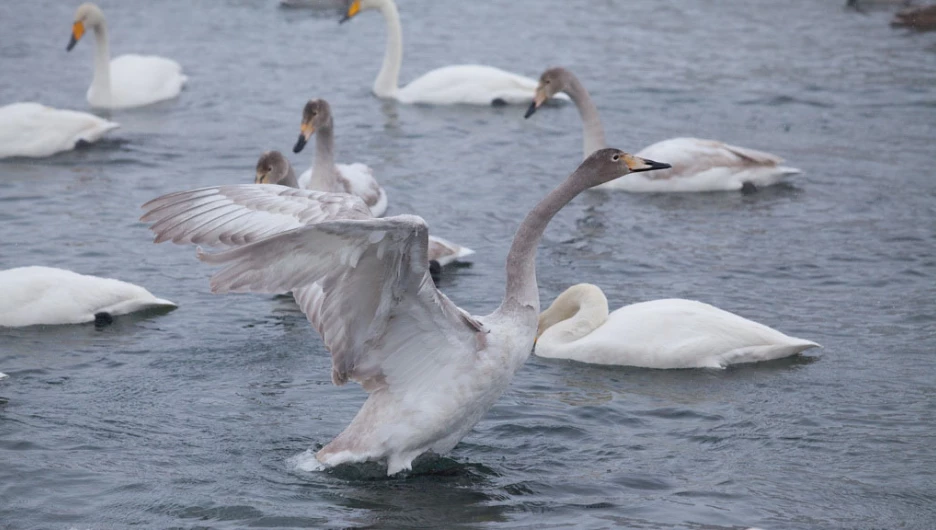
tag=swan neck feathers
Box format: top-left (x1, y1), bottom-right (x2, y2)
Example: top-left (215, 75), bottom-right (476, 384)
top-left (502, 175), bottom-right (586, 315)
top-left (562, 72), bottom-right (607, 160)
top-left (374, 0), bottom-right (403, 97)
top-left (310, 122), bottom-right (338, 188)
top-left (536, 284), bottom-right (609, 354)
top-left (90, 20), bottom-right (112, 103)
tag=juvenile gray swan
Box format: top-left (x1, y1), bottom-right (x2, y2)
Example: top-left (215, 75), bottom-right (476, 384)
top-left (140, 148), bottom-right (670, 475)
top-left (526, 67), bottom-right (800, 193)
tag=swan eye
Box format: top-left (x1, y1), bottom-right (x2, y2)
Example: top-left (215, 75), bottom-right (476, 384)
top-left (611, 154), bottom-right (620, 162)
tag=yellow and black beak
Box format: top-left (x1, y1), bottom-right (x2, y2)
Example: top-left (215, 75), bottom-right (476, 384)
top-left (293, 123), bottom-right (314, 153)
top-left (254, 170), bottom-right (267, 184)
top-left (340, 0), bottom-right (361, 24)
top-left (524, 88), bottom-right (548, 119)
top-left (623, 154), bottom-right (671, 173)
top-left (67, 21), bottom-right (84, 51)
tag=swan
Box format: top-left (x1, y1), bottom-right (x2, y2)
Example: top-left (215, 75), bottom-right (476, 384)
top-left (141, 148), bottom-right (671, 474)
top-left (525, 67), bottom-right (801, 192)
top-left (66, 3), bottom-right (187, 109)
top-left (290, 99), bottom-right (388, 217)
top-left (0, 266), bottom-right (177, 327)
top-left (340, 0), bottom-right (569, 106)
top-left (536, 284), bottom-right (819, 368)
top-left (0, 102), bottom-right (119, 159)
top-left (254, 151), bottom-right (474, 272)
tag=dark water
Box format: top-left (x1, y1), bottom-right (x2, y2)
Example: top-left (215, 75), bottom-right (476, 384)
top-left (2, 0), bottom-right (935, 528)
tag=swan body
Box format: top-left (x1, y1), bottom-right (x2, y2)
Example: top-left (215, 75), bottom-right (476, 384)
top-left (536, 284), bottom-right (819, 368)
top-left (68, 3), bottom-right (187, 109)
top-left (0, 266), bottom-right (177, 327)
top-left (142, 149), bottom-right (669, 474)
top-left (607, 137), bottom-right (802, 192)
top-left (297, 162), bottom-right (388, 217)
top-left (0, 102), bottom-right (119, 159)
top-left (526, 67), bottom-right (800, 192)
top-left (343, 0), bottom-right (568, 106)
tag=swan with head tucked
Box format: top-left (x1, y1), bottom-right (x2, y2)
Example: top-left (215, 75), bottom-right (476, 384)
top-left (0, 266), bottom-right (177, 327)
top-left (253, 150), bottom-right (474, 270)
top-left (141, 148), bottom-right (670, 475)
top-left (290, 99), bottom-right (388, 217)
top-left (536, 284), bottom-right (819, 368)
top-left (66, 3), bottom-right (187, 109)
top-left (0, 102), bottom-right (118, 159)
top-left (526, 67), bottom-right (801, 192)
top-left (340, 0), bottom-right (569, 106)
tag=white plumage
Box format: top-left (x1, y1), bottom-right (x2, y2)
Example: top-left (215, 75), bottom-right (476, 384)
top-left (536, 284), bottom-right (818, 368)
top-left (68, 3), bottom-right (187, 109)
top-left (0, 102), bottom-right (118, 159)
top-left (0, 266), bottom-right (176, 327)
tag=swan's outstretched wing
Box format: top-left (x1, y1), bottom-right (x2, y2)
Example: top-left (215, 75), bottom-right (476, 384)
top-left (636, 137), bottom-right (789, 180)
top-left (141, 184), bottom-right (372, 247)
top-left (197, 215), bottom-right (485, 391)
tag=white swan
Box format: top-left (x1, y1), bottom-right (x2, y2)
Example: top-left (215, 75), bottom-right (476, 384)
top-left (141, 148), bottom-right (670, 475)
top-left (67, 3), bottom-right (187, 109)
top-left (254, 151), bottom-right (474, 270)
top-left (0, 102), bottom-right (118, 159)
top-left (341, 0), bottom-right (568, 106)
top-left (526, 67), bottom-right (801, 192)
top-left (536, 284), bottom-right (819, 368)
top-left (290, 99), bottom-right (388, 217)
top-left (0, 266), bottom-right (177, 327)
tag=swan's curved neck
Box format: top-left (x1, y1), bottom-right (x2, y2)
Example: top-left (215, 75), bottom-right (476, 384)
top-left (535, 285), bottom-right (609, 357)
top-left (374, 0), bottom-right (403, 98)
top-left (309, 123), bottom-right (339, 189)
top-left (563, 75), bottom-right (607, 160)
top-left (90, 23), bottom-right (112, 102)
top-left (500, 173), bottom-right (589, 316)
top-left (280, 165), bottom-right (300, 188)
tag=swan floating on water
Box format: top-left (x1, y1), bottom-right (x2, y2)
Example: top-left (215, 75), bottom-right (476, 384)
top-left (290, 99), bottom-right (388, 217)
top-left (67, 3), bottom-right (187, 109)
top-left (537, 284), bottom-right (819, 368)
top-left (0, 266), bottom-right (177, 327)
top-left (142, 149), bottom-right (670, 475)
top-left (254, 151), bottom-right (474, 271)
top-left (340, 0), bottom-right (569, 106)
top-left (0, 102), bottom-right (119, 159)
top-left (526, 67), bottom-right (801, 192)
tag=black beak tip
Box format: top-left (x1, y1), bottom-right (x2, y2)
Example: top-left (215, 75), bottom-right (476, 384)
top-left (66, 36), bottom-right (77, 51)
top-left (651, 160), bottom-right (672, 170)
top-left (524, 101), bottom-right (538, 119)
top-left (339, 15), bottom-right (351, 24)
top-left (292, 135), bottom-right (307, 154)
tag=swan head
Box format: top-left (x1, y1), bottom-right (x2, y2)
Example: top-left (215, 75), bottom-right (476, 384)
top-left (575, 148), bottom-right (671, 187)
top-left (67, 3), bottom-right (105, 52)
top-left (255, 151), bottom-right (293, 185)
top-left (293, 99), bottom-right (334, 153)
top-left (340, 0), bottom-right (381, 23)
top-left (525, 67), bottom-right (574, 118)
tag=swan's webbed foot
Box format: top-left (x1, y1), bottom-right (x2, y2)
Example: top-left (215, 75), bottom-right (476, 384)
top-left (490, 98), bottom-right (508, 107)
top-left (741, 181), bottom-right (758, 194)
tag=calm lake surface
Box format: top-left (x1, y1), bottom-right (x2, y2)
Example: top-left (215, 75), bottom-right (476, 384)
top-left (1, 0), bottom-right (935, 528)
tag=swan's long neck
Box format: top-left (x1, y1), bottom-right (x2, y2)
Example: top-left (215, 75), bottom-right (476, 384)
top-left (280, 165), bottom-right (300, 188)
top-left (535, 285), bottom-right (609, 357)
top-left (90, 23), bottom-right (112, 103)
top-left (564, 75), bottom-right (607, 160)
top-left (374, 0), bottom-right (403, 98)
top-left (500, 174), bottom-right (588, 316)
top-left (309, 123), bottom-right (339, 190)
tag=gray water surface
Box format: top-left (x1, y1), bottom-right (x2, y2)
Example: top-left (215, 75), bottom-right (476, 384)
top-left (2, 1), bottom-right (935, 529)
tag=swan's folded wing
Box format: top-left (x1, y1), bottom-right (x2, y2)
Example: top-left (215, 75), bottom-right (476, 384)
top-left (141, 184), bottom-right (372, 248)
top-left (636, 137), bottom-right (785, 179)
top-left (198, 215), bottom-right (484, 391)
